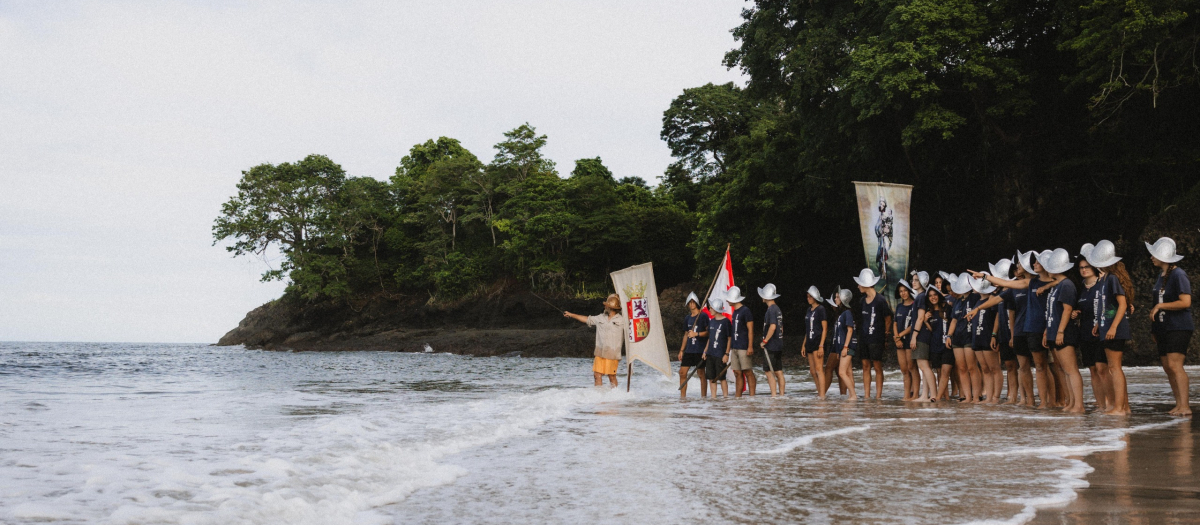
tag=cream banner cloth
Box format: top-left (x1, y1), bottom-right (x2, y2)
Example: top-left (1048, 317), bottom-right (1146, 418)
top-left (610, 262), bottom-right (671, 377)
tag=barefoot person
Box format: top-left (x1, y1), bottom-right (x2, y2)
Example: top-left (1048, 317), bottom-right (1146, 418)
top-left (854, 268), bottom-right (892, 399)
top-left (677, 292), bottom-right (709, 398)
top-left (704, 296), bottom-right (733, 398)
top-left (969, 275), bottom-right (1001, 404)
top-left (759, 284), bottom-right (785, 397)
top-left (832, 289), bottom-right (859, 401)
top-left (947, 274), bottom-right (981, 403)
top-left (823, 293), bottom-right (846, 397)
top-left (1074, 249), bottom-right (1111, 411)
top-left (894, 281), bottom-right (917, 400)
top-left (915, 287), bottom-right (948, 401)
top-left (1041, 248), bottom-right (1085, 414)
top-left (803, 286), bottom-right (829, 399)
top-left (726, 286), bottom-right (757, 397)
top-left (1087, 240), bottom-right (1134, 415)
top-left (1147, 237), bottom-right (1193, 417)
top-left (564, 294), bottom-right (626, 388)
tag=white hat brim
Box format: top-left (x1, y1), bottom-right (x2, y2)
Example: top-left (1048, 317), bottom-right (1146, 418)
top-left (757, 286), bottom-right (780, 300)
top-left (853, 276), bottom-right (881, 287)
top-left (1146, 241), bottom-right (1185, 263)
top-left (1084, 252), bottom-right (1122, 269)
top-left (1016, 251), bottom-right (1035, 275)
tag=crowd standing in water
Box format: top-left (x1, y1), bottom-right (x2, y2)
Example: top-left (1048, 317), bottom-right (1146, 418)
top-left (571, 237), bottom-right (1195, 417)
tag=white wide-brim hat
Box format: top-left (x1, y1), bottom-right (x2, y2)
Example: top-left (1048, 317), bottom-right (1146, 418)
top-left (1016, 251), bottom-right (1035, 275)
top-left (852, 268), bottom-right (881, 287)
top-left (1080, 243), bottom-right (1095, 261)
top-left (1034, 250), bottom-right (1054, 271)
top-left (950, 273), bottom-right (973, 295)
top-left (898, 279), bottom-right (916, 295)
top-left (757, 283), bottom-right (781, 300)
top-left (685, 292), bottom-right (700, 307)
top-left (826, 287), bottom-right (839, 307)
top-left (725, 286), bottom-right (746, 303)
top-left (837, 288), bottom-right (854, 306)
top-left (1146, 237), bottom-right (1184, 263)
top-left (708, 296), bottom-right (726, 312)
top-left (912, 270), bottom-right (930, 288)
top-left (1086, 239), bottom-right (1122, 268)
top-left (807, 285), bottom-right (822, 302)
top-left (1042, 248), bottom-right (1074, 274)
top-left (971, 274), bottom-right (997, 294)
top-left (988, 259), bottom-right (1013, 281)
top-left (938, 271), bottom-right (954, 284)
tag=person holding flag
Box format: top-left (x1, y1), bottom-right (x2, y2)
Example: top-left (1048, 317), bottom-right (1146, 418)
top-left (677, 292), bottom-right (709, 398)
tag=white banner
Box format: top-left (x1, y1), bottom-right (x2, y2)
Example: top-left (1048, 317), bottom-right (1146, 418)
top-left (610, 262), bottom-right (671, 378)
top-left (853, 182), bottom-right (913, 311)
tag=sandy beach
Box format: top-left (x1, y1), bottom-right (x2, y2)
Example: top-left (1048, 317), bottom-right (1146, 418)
top-left (1032, 415), bottom-right (1199, 524)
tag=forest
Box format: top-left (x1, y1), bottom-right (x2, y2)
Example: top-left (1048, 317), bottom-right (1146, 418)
top-left (215, 0), bottom-right (1200, 303)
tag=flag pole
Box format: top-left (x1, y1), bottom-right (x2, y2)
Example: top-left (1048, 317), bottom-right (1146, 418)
top-left (679, 244), bottom-right (732, 390)
top-left (627, 359), bottom-right (633, 392)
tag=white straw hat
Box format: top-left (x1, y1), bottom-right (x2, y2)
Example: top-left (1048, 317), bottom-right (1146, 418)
top-left (912, 270), bottom-right (930, 288)
top-left (1145, 237), bottom-right (1184, 263)
top-left (1041, 248), bottom-right (1074, 274)
top-left (898, 279), bottom-right (916, 295)
top-left (1034, 250), bottom-right (1054, 270)
top-left (725, 286), bottom-right (746, 303)
top-left (837, 288), bottom-right (854, 306)
top-left (1085, 240), bottom-right (1122, 268)
top-left (852, 268), bottom-right (881, 287)
top-left (1080, 243), bottom-right (1095, 260)
top-left (757, 283), bottom-right (781, 300)
top-left (988, 259), bottom-right (1013, 281)
top-left (1016, 251), bottom-right (1035, 275)
top-left (826, 287), bottom-right (839, 308)
top-left (971, 274), bottom-right (997, 294)
top-left (950, 273), bottom-right (973, 295)
top-left (708, 296), bottom-right (726, 312)
top-left (807, 285), bottom-right (822, 302)
top-left (938, 271), bottom-right (954, 284)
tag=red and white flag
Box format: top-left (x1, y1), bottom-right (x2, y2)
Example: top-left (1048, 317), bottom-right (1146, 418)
top-left (701, 248), bottom-right (734, 320)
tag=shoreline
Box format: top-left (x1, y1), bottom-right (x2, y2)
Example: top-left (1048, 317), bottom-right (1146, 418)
top-left (1030, 415), bottom-right (1199, 524)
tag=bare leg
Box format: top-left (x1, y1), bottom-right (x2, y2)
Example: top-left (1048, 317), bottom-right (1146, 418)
top-left (954, 348), bottom-right (975, 403)
top-left (1165, 353), bottom-right (1191, 416)
top-left (697, 369), bottom-right (708, 397)
top-left (765, 370), bottom-right (778, 397)
top-left (1004, 359), bottom-right (1019, 403)
top-left (937, 364), bottom-right (952, 400)
top-left (1054, 347), bottom-right (1085, 414)
top-left (679, 366), bottom-right (690, 398)
top-left (950, 365), bottom-right (962, 399)
top-left (746, 370), bottom-right (757, 396)
top-left (840, 354), bottom-right (857, 400)
top-left (977, 351), bottom-right (992, 403)
top-left (594, 372), bottom-right (603, 387)
top-left (873, 361), bottom-right (884, 400)
top-left (1105, 349), bottom-right (1129, 416)
top-left (777, 371), bottom-right (786, 395)
top-left (608, 374), bottom-right (618, 388)
top-left (1049, 356), bottom-right (1067, 408)
top-left (862, 358), bottom-right (874, 399)
top-left (1017, 355), bottom-right (1034, 406)
top-left (1031, 351), bottom-right (1051, 409)
top-left (809, 352), bottom-right (826, 400)
top-left (915, 360), bottom-right (936, 402)
top-left (898, 351), bottom-right (912, 400)
top-left (734, 370), bottom-right (745, 398)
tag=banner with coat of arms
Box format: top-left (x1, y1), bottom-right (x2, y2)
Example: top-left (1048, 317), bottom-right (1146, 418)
top-left (610, 262), bottom-right (671, 377)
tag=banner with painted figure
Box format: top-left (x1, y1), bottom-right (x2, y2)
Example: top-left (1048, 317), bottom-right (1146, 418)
top-left (853, 182), bottom-right (913, 311)
top-left (610, 262), bottom-right (671, 378)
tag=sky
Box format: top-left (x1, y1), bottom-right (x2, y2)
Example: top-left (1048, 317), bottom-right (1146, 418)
top-left (0, 1), bottom-right (746, 343)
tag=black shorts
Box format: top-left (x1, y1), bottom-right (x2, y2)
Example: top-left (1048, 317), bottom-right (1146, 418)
top-left (1027, 333), bottom-right (1048, 354)
top-left (1013, 335), bottom-right (1032, 358)
top-left (951, 333), bottom-right (969, 348)
top-left (941, 349), bottom-right (956, 366)
top-left (1103, 339), bottom-right (1128, 352)
top-left (681, 353), bottom-right (704, 368)
top-left (705, 357), bottom-right (724, 381)
top-left (999, 341), bottom-right (1016, 362)
top-left (930, 352), bottom-right (947, 368)
top-left (1156, 330), bottom-right (1193, 357)
top-left (1047, 326), bottom-right (1080, 350)
top-left (762, 351), bottom-right (783, 372)
top-left (862, 342), bottom-right (885, 362)
top-left (1078, 341), bottom-right (1103, 368)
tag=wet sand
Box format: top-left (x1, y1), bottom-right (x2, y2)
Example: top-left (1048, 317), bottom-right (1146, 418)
top-left (1032, 414), bottom-right (1200, 524)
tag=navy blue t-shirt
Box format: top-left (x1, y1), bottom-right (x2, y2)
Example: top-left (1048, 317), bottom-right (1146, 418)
top-left (1153, 267), bottom-right (1194, 332)
top-left (859, 294), bottom-right (893, 344)
top-left (683, 313), bottom-right (710, 354)
top-left (970, 296), bottom-right (997, 349)
top-left (950, 293), bottom-right (972, 343)
top-left (832, 310), bottom-right (857, 351)
top-left (1077, 281), bottom-right (1100, 342)
top-left (707, 316), bottom-right (731, 357)
top-left (1098, 273), bottom-right (1132, 340)
top-left (763, 304), bottom-right (783, 351)
top-left (1022, 278), bottom-right (1048, 335)
top-left (1045, 279), bottom-right (1077, 339)
top-left (1006, 288), bottom-right (1030, 337)
top-left (730, 306), bottom-right (753, 350)
top-left (805, 305), bottom-right (827, 351)
top-left (999, 289), bottom-right (1017, 341)
top-left (917, 309), bottom-right (948, 353)
top-left (894, 301), bottom-right (916, 349)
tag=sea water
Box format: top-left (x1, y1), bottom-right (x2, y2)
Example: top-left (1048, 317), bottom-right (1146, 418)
top-left (1, 342), bottom-right (1195, 524)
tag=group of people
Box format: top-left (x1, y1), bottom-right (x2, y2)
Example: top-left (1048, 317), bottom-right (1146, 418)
top-left (572, 236), bottom-right (1194, 417)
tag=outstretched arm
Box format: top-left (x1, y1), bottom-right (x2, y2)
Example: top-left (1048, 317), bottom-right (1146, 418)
top-left (564, 312), bottom-right (589, 324)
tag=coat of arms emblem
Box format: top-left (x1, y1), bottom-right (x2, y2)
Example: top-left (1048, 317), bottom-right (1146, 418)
top-left (623, 281), bottom-right (650, 343)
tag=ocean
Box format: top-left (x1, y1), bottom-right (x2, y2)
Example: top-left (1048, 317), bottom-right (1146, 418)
top-left (1, 342), bottom-right (1194, 524)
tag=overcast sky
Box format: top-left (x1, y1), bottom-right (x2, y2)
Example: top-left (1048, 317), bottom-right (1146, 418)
top-left (0, 1), bottom-right (745, 343)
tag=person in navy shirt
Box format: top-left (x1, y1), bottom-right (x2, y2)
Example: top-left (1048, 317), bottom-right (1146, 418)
top-left (894, 280), bottom-right (920, 401)
top-left (726, 286), bottom-right (756, 397)
top-left (703, 296), bottom-right (732, 398)
top-left (853, 269), bottom-right (893, 399)
top-left (758, 284), bottom-right (785, 397)
top-left (915, 288), bottom-right (949, 400)
top-left (970, 258), bottom-right (1027, 405)
top-left (1087, 239), bottom-right (1134, 415)
top-left (946, 274), bottom-right (982, 403)
top-left (1073, 256), bottom-right (1111, 411)
top-left (1146, 237), bottom-right (1194, 416)
top-left (677, 293), bottom-right (709, 399)
top-left (969, 277), bottom-right (1001, 404)
top-left (831, 289), bottom-right (858, 401)
top-left (1040, 248), bottom-right (1085, 414)
top-left (803, 286), bottom-right (828, 400)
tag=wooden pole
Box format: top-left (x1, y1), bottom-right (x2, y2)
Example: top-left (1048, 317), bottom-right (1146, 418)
top-left (679, 244), bottom-right (732, 390)
top-left (627, 359), bottom-right (633, 392)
